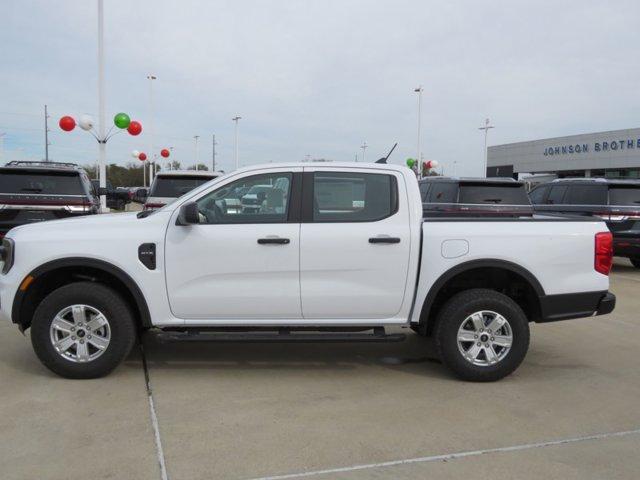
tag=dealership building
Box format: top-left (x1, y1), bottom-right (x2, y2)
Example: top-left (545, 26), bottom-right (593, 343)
top-left (487, 127), bottom-right (640, 180)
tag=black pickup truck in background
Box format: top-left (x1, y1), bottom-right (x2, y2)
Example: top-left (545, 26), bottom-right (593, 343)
top-left (529, 178), bottom-right (640, 267)
top-left (419, 177), bottom-right (533, 217)
top-left (0, 161), bottom-right (99, 237)
top-left (91, 180), bottom-right (132, 210)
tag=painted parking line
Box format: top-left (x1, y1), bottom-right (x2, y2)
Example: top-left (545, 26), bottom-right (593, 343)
top-left (247, 428), bottom-right (640, 480)
top-left (141, 343), bottom-right (169, 480)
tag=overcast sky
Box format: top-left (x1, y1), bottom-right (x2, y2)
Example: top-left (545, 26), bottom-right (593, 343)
top-left (2, 0), bottom-right (640, 176)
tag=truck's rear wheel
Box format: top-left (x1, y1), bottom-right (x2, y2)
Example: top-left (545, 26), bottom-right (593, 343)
top-left (30, 282), bottom-right (137, 379)
top-left (630, 258), bottom-right (640, 268)
top-left (435, 289), bottom-right (529, 382)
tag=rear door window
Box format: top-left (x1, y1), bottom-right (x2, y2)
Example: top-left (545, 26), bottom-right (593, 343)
top-left (546, 185), bottom-right (568, 204)
top-left (150, 176), bottom-right (214, 198)
top-left (312, 172), bottom-right (397, 222)
top-left (565, 185), bottom-right (607, 205)
top-left (458, 184), bottom-right (530, 205)
top-left (609, 187), bottom-right (640, 206)
top-left (426, 182), bottom-right (457, 203)
top-left (0, 171), bottom-right (84, 195)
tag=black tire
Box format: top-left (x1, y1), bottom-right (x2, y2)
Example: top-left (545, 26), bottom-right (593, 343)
top-left (435, 289), bottom-right (530, 382)
top-left (30, 282), bottom-right (137, 379)
top-left (117, 199), bottom-right (126, 210)
top-left (631, 258), bottom-right (640, 269)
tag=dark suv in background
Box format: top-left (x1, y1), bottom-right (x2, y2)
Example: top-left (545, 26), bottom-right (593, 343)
top-left (529, 178), bottom-right (640, 267)
top-left (0, 161), bottom-right (99, 237)
top-left (419, 177), bottom-right (533, 217)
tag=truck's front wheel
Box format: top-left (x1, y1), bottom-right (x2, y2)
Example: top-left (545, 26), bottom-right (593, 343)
top-left (435, 289), bottom-right (529, 382)
top-left (30, 282), bottom-right (137, 379)
top-left (630, 258), bottom-right (640, 269)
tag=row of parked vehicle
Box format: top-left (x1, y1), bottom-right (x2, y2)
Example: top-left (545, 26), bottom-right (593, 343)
top-left (419, 176), bottom-right (640, 268)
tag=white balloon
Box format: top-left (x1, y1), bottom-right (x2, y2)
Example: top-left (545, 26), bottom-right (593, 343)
top-left (132, 150), bottom-right (140, 158)
top-left (430, 160), bottom-right (439, 168)
top-left (78, 114), bottom-right (94, 131)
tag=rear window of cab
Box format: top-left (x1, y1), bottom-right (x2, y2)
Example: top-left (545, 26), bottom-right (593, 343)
top-left (0, 170), bottom-right (84, 195)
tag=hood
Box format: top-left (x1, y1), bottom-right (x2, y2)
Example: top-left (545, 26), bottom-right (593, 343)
top-left (7, 211), bottom-right (170, 242)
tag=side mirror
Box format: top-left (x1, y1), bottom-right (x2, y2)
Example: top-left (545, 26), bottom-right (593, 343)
top-left (176, 202), bottom-right (200, 225)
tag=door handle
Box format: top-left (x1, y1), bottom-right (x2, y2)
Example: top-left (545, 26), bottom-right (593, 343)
top-left (369, 236), bottom-right (401, 244)
top-left (257, 237), bottom-right (290, 245)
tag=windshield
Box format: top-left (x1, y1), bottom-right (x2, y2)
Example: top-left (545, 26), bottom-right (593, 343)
top-left (0, 170), bottom-right (84, 195)
top-left (459, 184), bottom-right (530, 205)
top-left (149, 175), bottom-right (214, 198)
top-left (609, 186), bottom-right (640, 205)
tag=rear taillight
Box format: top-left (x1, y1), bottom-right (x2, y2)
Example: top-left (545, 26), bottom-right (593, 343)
top-left (595, 231), bottom-right (613, 275)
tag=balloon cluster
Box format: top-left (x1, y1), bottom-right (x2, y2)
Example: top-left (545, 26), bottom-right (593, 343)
top-left (132, 148), bottom-right (170, 162)
top-left (59, 112), bottom-right (143, 136)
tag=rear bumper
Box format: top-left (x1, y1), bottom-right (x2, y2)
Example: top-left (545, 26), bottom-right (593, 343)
top-left (538, 291), bottom-right (616, 322)
top-left (613, 236), bottom-right (640, 259)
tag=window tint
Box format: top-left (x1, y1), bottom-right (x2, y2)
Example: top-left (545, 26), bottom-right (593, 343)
top-left (312, 172), bottom-right (396, 222)
top-left (528, 186), bottom-right (548, 204)
top-left (458, 185), bottom-right (530, 205)
top-left (150, 175), bottom-right (214, 198)
top-left (0, 171), bottom-right (84, 195)
top-left (565, 185), bottom-right (607, 205)
top-left (196, 172), bottom-right (291, 224)
top-left (609, 187), bottom-right (640, 206)
top-left (419, 182), bottom-right (430, 202)
top-left (546, 185), bottom-right (568, 204)
top-left (426, 182), bottom-right (457, 203)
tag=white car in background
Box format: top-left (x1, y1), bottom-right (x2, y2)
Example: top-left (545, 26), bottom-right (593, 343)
top-left (144, 170), bottom-right (222, 210)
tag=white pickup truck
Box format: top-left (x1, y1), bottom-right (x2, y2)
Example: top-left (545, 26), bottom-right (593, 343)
top-left (0, 163), bottom-right (616, 381)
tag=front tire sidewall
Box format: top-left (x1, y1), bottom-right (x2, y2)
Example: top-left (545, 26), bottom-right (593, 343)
top-left (31, 282), bottom-right (136, 379)
top-left (436, 289), bottom-right (530, 382)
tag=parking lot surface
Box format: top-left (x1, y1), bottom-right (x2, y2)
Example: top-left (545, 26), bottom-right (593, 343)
top-left (1, 259), bottom-right (639, 480)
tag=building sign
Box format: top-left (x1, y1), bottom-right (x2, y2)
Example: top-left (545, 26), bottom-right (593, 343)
top-left (543, 138), bottom-right (640, 156)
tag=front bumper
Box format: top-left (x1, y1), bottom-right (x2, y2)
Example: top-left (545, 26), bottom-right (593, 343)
top-left (538, 291), bottom-right (616, 323)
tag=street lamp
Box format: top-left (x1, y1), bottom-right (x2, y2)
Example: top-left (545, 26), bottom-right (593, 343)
top-left (478, 118), bottom-right (494, 178)
top-left (232, 116), bottom-right (241, 170)
top-left (360, 141), bottom-right (368, 162)
top-left (414, 86), bottom-right (423, 178)
top-left (193, 135), bottom-right (200, 170)
top-left (147, 74), bottom-right (157, 185)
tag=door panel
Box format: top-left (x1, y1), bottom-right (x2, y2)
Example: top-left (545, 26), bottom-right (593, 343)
top-left (165, 170), bottom-right (302, 319)
top-left (300, 170), bottom-right (411, 319)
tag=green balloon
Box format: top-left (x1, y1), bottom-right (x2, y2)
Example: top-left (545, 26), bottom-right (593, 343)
top-left (113, 112), bottom-right (131, 129)
top-left (406, 158), bottom-right (415, 168)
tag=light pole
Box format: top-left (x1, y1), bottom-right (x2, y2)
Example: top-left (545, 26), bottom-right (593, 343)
top-left (97, 0), bottom-right (107, 210)
top-left (414, 86), bottom-right (423, 178)
top-left (478, 118), bottom-right (494, 177)
top-left (212, 134), bottom-right (217, 171)
top-left (194, 135), bottom-right (200, 170)
top-left (360, 141), bottom-right (368, 162)
top-left (232, 116), bottom-right (241, 170)
top-left (147, 74), bottom-right (157, 184)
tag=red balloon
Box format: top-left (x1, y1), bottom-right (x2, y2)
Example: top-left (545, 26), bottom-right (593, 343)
top-left (59, 116), bottom-right (76, 132)
top-left (138, 152), bottom-right (147, 161)
top-left (160, 148), bottom-right (170, 158)
top-left (127, 120), bottom-right (142, 136)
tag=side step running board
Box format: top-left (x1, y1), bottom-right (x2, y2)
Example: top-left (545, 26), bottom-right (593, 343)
top-left (154, 328), bottom-right (406, 344)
